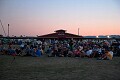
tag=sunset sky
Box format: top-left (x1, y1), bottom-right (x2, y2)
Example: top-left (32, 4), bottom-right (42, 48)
top-left (0, 0), bottom-right (120, 36)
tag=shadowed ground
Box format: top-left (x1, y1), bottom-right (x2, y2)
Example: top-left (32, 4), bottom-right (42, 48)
top-left (0, 55), bottom-right (120, 80)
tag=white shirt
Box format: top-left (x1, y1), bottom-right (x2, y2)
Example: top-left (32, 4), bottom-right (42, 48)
top-left (86, 50), bottom-right (92, 56)
top-left (20, 44), bottom-right (24, 48)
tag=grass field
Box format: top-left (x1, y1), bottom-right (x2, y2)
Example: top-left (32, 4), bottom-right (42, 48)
top-left (0, 55), bottom-right (120, 80)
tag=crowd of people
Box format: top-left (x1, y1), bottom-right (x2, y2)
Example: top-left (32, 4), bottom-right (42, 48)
top-left (0, 38), bottom-right (120, 60)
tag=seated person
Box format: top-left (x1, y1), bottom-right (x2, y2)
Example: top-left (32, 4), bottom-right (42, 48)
top-left (80, 50), bottom-right (85, 58)
top-left (63, 47), bottom-right (68, 57)
top-left (35, 48), bottom-right (42, 57)
top-left (48, 48), bottom-right (58, 57)
top-left (99, 50), bottom-right (113, 60)
top-left (30, 48), bottom-right (37, 57)
top-left (74, 49), bottom-right (80, 57)
top-left (85, 48), bottom-right (93, 58)
top-left (67, 49), bottom-right (73, 57)
top-left (106, 51), bottom-right (113, 60)
top-left (15, 48), bottom-right (21, 56)
top-left (8, 47), bottom-right (16, 56)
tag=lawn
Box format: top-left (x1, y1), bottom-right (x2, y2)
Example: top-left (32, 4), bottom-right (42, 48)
top-left (0, 55), bottom-right (120, 80)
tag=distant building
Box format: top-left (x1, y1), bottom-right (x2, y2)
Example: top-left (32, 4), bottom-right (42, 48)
top-left (98, 36), bottom-right (108, 38)
top-left (38, 29), bottom-right (82, 39)
top-left (84, 36), bottom-right (96, 38)
top-left (109, 35), bottom-right (120, 38)
top-left (83, 35), bottom-right (120, 39)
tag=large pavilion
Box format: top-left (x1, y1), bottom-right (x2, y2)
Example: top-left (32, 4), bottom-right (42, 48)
top-left (38, 29), bottom-right (83, 39)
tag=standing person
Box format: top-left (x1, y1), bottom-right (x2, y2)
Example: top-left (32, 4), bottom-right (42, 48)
top-left (9, 47), bottom-right (16, 64)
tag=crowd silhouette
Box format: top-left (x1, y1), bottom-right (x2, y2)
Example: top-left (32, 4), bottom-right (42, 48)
top-left (0, 38), bottom-right (120, 60)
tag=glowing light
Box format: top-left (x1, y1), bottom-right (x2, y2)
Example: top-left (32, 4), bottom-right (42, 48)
top-left (107, 35), bottom-right (110, 38)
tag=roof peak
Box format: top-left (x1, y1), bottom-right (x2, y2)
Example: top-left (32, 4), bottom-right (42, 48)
top-left (54, 29), bottom-right (66, 33)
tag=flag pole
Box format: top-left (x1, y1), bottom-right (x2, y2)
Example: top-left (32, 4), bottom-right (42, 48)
top-left (78, 28), bottom-right (79, 36)
top-left (8, 24), bottom-right (9, 37)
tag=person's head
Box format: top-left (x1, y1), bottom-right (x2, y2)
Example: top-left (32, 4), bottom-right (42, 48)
top-left (105, 49), bottom-right (109, 53)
